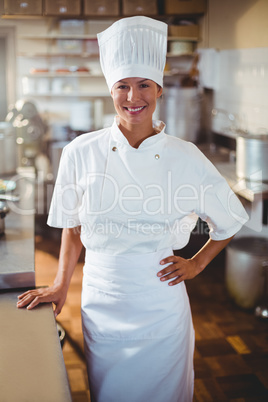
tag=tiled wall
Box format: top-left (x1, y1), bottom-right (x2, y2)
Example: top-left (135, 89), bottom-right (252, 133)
top-left (199, 47), bottom-right (268, 136)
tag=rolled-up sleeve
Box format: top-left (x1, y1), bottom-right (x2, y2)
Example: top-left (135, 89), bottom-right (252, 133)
top-left (47, 146), bottom-right (83, 228)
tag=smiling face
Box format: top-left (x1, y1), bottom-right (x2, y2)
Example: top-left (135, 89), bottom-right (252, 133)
top-left (111, 77), bottom-right (163, 133)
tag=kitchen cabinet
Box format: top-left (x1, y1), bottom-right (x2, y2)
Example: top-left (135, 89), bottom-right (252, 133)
top-left (84, 0), bottom-right (120, 16)
top-left (2, 0), bottom-right (206, 18)
top-left (44, 0), bottom-right (81, 16)
top-left (165, 0), bottom-right (206, 15)
top-left (4, 0), bottom-right (42, 15)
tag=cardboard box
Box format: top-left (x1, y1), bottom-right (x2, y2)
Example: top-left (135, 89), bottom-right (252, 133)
top-left (122, 0), bottom-right (158, 16)
top-left (84, 0), bottom-right (120, 16)
top-left (44, 0), bottom-right (81, 16)
top-left (168, 24), bottom-right (199, 39)
top-left (165, 0), bottom-right (206, 15)
top-left (4, 0), bottom-right (42, 15)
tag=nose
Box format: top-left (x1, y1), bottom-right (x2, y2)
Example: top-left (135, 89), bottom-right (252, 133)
top-left (127, 86), bottom-right (140, 102)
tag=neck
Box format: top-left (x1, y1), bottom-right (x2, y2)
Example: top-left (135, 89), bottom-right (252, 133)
top-left (119, 120), bottom-right (156, 149)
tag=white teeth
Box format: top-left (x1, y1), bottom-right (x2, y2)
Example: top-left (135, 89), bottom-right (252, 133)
top-left (127, 107), bottom-right (144, 112)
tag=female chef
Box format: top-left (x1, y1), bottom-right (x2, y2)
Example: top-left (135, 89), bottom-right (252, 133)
top-left (18, 16), bottom-right (248, 402)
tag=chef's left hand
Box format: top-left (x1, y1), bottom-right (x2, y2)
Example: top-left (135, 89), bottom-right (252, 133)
top-left (157, 256), bottom-right (200, 286)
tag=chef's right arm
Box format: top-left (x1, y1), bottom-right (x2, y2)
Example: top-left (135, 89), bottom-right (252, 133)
top-left (17, 226), bottom-right (83, 317)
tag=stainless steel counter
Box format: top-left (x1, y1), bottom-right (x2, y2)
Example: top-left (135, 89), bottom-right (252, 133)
top-left (0, 169), bottom-right (35, 289)
top-left (0, 167), bottom-right (72, 401)
top-left (0, 290), bottom-right (72, 402)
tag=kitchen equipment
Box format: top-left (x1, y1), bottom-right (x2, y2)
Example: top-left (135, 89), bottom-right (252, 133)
top-left (0, 201), bottom-right (9, 236)
top-left (159, 86), bottom-right (201, 142)
top-left (6, 100), bottom-right (47, 167)
top-left (255, 260), bottom-right (268, 320)
top-left (0, 122), bottom-right (17, 175)
top-left (70, 101), bottom-right (93, 132)
top-left (0, 180), bottom-right (16, 193)
top-left (226, 237), bottom-right (268, 309)
top-left (236, 133), bottom-right (268, 182)
top-left (0, 194), bottom-right (20, 202)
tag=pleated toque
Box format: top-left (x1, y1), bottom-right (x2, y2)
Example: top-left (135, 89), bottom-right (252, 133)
top-left (97, 16), bottom-right (168, 91)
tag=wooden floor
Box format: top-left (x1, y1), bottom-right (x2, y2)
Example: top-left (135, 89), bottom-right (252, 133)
top-left (34, 230), bottom-right (268, 402)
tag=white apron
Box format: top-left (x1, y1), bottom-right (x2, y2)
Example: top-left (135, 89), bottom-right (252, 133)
top-left (81, 247), bottom-right (195, 402)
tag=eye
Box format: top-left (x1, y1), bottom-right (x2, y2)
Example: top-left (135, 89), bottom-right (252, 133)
top-left (140, 83), bottom-right (149, 88)
top-left (116, 84), bottom-right (128, 90)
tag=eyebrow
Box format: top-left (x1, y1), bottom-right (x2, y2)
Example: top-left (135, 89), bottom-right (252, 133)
top-left (117, 79), bottom-right (149, 84)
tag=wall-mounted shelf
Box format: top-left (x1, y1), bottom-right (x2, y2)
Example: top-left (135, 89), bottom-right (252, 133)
top-left (19, 34), bottom-right (98, 39)
top-left (25, 72), bottom-right (102, 78)
top-left (18, 52), bottom-right (99, 58)
top-left (166, 52), bottom-right (195, 58)
top-left (19, 34), bottom-right (199, 41)
top-left (23, 92), bottom-right (110, 98)
top-left (18, 34), bottom-right (199, 58)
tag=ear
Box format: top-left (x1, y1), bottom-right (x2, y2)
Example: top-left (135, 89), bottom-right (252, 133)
top-left (157, 86), bottom-right (163, 98)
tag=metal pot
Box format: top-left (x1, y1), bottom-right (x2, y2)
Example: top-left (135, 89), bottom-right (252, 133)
top-left (236, 133), bottom-right (268, 182)
top-left (159, 86), bottom-right (201, 142)
top-left (0, 122), bottom-right (17, 175)
top-left (225, 237), bottom-right (268, 309)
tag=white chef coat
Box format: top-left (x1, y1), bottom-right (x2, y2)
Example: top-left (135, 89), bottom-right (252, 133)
top-left (47, 117), bottom-right (248, 402)
top-left (47, 117), bottom-right (248, 254)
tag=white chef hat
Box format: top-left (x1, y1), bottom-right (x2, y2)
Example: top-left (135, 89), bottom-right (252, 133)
top-left (97, 16), bottom-right (167, 91)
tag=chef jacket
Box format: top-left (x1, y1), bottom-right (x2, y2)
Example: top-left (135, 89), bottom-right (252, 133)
top-left (47, 118), bottom-right (248, 255)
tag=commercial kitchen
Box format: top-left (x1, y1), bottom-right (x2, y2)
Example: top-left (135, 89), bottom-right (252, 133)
top-left (0, 1), bottom-right (267, 401)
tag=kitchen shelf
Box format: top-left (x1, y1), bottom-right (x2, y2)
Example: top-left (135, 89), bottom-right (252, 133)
top-left (19, 34), bottom-right (199, 41)
top-left (24, 71), bottom-right (189, 79)
top-left (167, 52), bottom-right (195, 58)
top-left (168, 36), bottom-right (199, 42)
top-left (23, 92), bottom-right (110, 97)
top-left (18, 34), bottom-right (198, 59)
top-left (18, 52), bottom-right (99, 58)
top-left (1, 13), bottom-right (205, 20)
top-left (164, 70), bottom-right (193, 76)
top-left (19, 34), bottom-right (98, 39)
top-left (19, 51), bottom-right (197, 59)
top-left (25, 72), bottom-right (103, 78)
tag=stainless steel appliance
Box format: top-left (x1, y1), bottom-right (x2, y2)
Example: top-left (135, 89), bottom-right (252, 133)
top-left (226, 237), bottom-right (268, 309)
top-left (0, 122), bottom-right (16, 175)
top-left (159, 86), bottom-right (201, 142)
top-left (236, 133), bottom-right (268, 182)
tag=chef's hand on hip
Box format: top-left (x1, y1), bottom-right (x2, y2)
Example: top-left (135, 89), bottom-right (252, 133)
top-left (157, 256), bottom-right (200, 286)
top-left (17, 284), bottom-right (67, 317)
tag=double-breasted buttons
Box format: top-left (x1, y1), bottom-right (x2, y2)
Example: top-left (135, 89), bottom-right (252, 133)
top-left (112, 146), bottom-right (117, 152)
